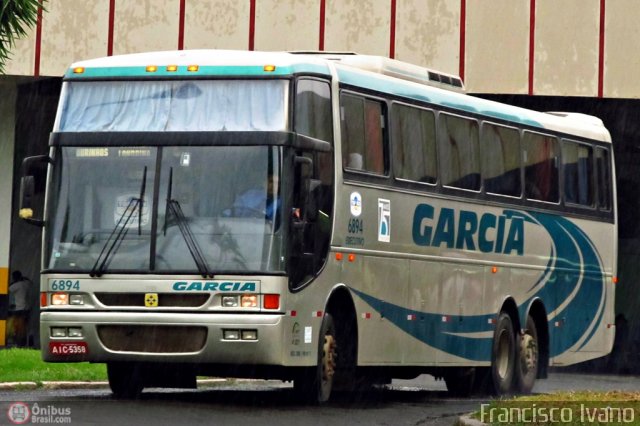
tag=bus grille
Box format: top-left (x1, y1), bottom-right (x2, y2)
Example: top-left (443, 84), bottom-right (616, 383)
top-left (95, 293), bottom-right (210, 308)
top-left (97, 325), bottom-right (207, 353)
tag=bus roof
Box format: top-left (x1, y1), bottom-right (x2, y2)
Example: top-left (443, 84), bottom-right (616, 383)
top-left (66, 49), bottom-right (611, 143)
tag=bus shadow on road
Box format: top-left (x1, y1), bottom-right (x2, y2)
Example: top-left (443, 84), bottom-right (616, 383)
top-left (131, 383), bottom-right (472, 408)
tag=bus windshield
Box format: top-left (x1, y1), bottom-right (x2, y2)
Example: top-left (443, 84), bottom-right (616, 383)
top-left (58, 79), bottom-right (288, 132)
top-left (46, 145), bottom-right (286, 274)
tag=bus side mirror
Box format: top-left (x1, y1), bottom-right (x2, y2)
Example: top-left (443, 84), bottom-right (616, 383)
top-left (19, 155), bottom-right (51, 227)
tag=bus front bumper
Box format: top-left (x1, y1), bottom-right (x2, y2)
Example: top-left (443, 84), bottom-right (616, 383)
top-left (40, 311), bottom-right (285, 365)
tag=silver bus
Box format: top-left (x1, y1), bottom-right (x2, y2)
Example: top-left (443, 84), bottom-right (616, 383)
top-left (19, 50), bottom-right (617, 402)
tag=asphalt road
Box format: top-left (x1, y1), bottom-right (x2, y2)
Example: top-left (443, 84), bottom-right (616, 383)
top-left (0, 373), bottom-right (638, 426)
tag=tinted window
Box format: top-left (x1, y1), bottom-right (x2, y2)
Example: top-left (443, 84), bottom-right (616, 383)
top-left (563, 140), bottom-right (593, 206)
top-left (596, 147), bottom-right (612, 210)
top-left (392, 104), bottom-right (437, 184)
top-left (295, 79), bottom-right (333, 142)
top-left (482, 123), bottom-right (521, 197)
top-left (340, 93), bottom-right (386, 174)
top-left (523, 132), bottom-right (559, 202)
top-left (439, 113), bottom-right (480, 190)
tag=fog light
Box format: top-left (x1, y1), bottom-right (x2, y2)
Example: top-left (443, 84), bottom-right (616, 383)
top-left (241, 330), bottom-right (258, 340)
top-left (223, 329), bottom-right (240, 340)
top-left (51, 327), bottom-right (67, 338)
top-left (241, 295), bottom-right (257, 308)
top-left (222, 296), bottom-right (239, 308)
top-left (67, 328), bottom-right (83, 338)
top-left (51, 293), bottom-right (69, 305)
top-left (69, 294), bottom-right (84, 305)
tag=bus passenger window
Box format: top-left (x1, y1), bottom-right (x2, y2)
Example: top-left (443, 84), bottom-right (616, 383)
top-left (562, 140), bottom-right (593, 206)
top-left (596, 147), bottom-right (612, 210)
top-left (523, 132), bottom-right (559, 203)
top-left (295, 79), bottom-right (333, 142)
top-left (439, 113), bottom-right (480, 190)
top-left (340, 93), bottom-right (386, 175)
top-left (481, 123), bottom-right (521, 197)
top-left (392, 104), bottom-right (437, 184)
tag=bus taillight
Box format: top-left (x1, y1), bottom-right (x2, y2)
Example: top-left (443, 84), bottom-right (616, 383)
top-left (263, 294), bottom-right (280, 310)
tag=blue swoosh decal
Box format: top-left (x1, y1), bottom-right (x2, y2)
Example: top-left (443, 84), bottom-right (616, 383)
top-left (352, 210), bottom-right (607, 361)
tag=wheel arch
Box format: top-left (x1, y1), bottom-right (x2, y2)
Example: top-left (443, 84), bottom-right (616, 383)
top-left (525, 298), bottom-right (550, 379)
top-left (324, 285), bottom-right (359, 370)
top-left (499, 297), bottom-right (521, 331)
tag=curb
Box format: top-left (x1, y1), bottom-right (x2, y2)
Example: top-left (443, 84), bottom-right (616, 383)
top-left (454, 414), bottom-right (485, 426)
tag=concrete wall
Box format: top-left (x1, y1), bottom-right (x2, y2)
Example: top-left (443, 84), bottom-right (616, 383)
top-left (4, 0), bottom-right (640, 98)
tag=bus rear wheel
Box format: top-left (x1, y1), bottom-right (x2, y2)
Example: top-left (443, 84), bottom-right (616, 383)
top-left (294, 313), bottom-right (337, 404)
top-left (515, 315), bottom-right (538, 394)
top-left (107, 362), bottom-right (144, 399)
top-left (490, 312), bottom-right (516, 395)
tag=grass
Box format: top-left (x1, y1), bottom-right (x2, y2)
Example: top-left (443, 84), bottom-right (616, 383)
top-left (473, 391), bottom-right (640, 425)
top-left (0, 348), bottom-right (107, 383)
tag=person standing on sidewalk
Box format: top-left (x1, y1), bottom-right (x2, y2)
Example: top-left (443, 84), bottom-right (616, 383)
top-left (8, 270), bottom-right (32, 347)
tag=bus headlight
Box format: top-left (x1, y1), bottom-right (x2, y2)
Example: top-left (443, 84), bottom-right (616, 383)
top-left (51, 293), bottom-right (69, 305)
top-left (69, 294), bottom-right (84, 305)
top-left (241, 295), bottom-right (258, 308)
top-left (222, 296), bottom-right (239, 308)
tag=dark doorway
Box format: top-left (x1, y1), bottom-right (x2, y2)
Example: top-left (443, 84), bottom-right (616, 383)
top-left (10, 78), bottom-right (61, 347)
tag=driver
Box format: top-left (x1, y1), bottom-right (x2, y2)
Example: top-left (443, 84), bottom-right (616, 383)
top-left (223, 174), bottom-right (279, 220)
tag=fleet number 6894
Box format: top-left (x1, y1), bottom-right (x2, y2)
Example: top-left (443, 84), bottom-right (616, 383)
top-left (50, 280), bottom-right (80, 291)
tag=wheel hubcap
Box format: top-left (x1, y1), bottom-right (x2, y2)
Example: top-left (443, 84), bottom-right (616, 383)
top-left (520, 333), bottom-right (538, 374)
top-left (322, 335), bottom-right (337, 383)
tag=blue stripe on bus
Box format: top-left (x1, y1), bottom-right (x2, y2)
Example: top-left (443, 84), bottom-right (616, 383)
top-left (65, 63), bottom-right (331, 79)
top-left (351, 210), bottom-right (606, 362)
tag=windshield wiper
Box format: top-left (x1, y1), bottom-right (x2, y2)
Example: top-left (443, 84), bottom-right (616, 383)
top-left (164, 167), bottom-right (212, 278)
top-left (90, 166), bottom-right (147, 277)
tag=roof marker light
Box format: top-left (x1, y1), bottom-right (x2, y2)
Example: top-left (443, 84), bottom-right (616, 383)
top-left (264, 65), bottom-right (276, 72)
top-left (146, 65), bottom-right (158, 73)
top-left (166, 65), bottom-right (178, 72)
top-left (73, 67), bottom-right (85, 74)
top-left (187, 65), bottom-right (199, 72)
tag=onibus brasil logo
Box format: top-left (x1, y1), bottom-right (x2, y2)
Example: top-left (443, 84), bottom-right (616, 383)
top-left (7, 402), bottom-right (30, 424)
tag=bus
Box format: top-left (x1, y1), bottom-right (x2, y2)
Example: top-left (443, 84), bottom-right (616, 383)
top-left (19, 50), bottom-right (617, 402)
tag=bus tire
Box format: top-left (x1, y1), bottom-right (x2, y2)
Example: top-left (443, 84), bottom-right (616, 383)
top-left (490, 312), bottom-right (516, 395)
top-left (515, 314), bottom-right (538, 394)
top-left (294, 313), bottom-right (337, 404)
top-left (107, 362), bottom-right (144, 399)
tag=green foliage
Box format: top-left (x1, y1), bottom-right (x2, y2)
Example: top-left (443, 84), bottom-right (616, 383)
top-left (0, 0), bottom-right (44, 73)
top-left (0, 348), bottom-right (106, 384)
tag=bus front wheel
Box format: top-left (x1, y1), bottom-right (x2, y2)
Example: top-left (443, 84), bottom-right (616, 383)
top-left (294, 313), bottom-right (337, 404)
top-left (107, 362), bottom-right (144, 399)
top-left (490, 312), bottom-right (516, 395)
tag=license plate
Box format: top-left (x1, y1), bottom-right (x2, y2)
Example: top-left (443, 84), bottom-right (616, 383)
top-left (49, 341), bottom-right (89, 355)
